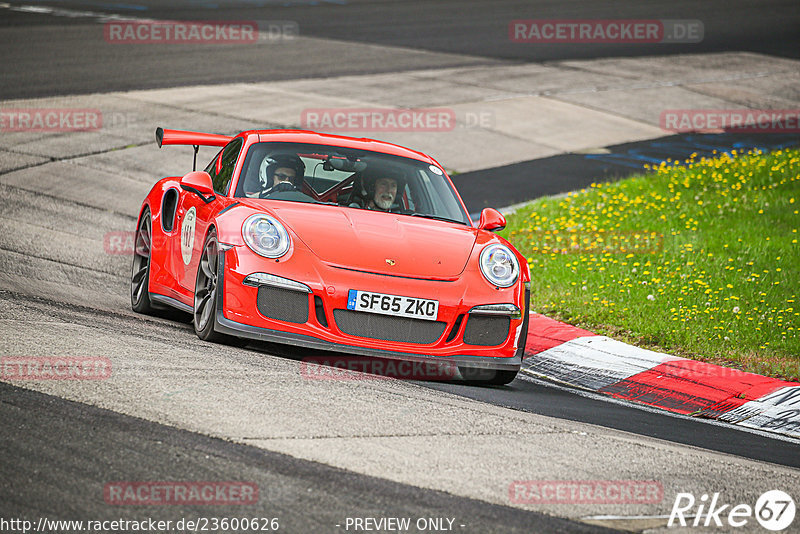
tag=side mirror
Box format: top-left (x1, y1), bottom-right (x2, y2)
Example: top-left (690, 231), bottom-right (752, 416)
top-left (477, 208), bottom-right (506, 231)
top-left (180, 171), bottom-right (215, 203)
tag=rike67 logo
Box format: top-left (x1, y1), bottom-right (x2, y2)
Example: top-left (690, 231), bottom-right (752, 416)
top-left (669, 490), bottom-right (795, 530)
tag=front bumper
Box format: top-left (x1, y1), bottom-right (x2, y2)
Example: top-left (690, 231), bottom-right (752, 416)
top-left (214, 247), bottom-right (526, 371)
top-left (215, 311), bottom-right (522, 371)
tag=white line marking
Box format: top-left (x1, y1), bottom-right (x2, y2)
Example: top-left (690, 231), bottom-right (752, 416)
top-left (11, 5), bottom-right (51, 13)
top-left (517, 371), bottom-right (800, 445)
top-left (582, 514), bottom-right (677, 520)
top-left (523, 335), bottom-right (675, 390)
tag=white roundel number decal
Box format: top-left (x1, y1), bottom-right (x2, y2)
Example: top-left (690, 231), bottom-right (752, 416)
top-left (181, 207), bottom-right (197, 265)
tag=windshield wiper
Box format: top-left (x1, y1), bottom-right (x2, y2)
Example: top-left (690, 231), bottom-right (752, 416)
top-left (407, 212), bottom-right (465, 224)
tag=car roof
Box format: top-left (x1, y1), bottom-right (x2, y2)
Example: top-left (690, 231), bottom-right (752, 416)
top-left (248, 129), bottom-right (437, 164)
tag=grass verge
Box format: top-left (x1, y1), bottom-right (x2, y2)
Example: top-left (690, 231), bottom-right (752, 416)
top-left (501, 148), bottom-right (799, 381)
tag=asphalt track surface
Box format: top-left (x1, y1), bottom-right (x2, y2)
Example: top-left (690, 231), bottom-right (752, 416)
top-left (2, 1), bottom-right (800, 532)
top-left (1, 0), bottom-right (800, 98)
top-left (424, 376), bottom-right (800, 469)
top-left (0, 381), bottom-right (611, 533)
top-left (457, 132), bottom-right (800, 213)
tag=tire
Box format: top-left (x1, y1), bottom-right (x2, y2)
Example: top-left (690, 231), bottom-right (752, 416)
top-left (131, 209), bottom-right (155, 314)
top-left (458, 366), bottom-right (518, 386)
top-left (193, 229), bottom-right (247, 347)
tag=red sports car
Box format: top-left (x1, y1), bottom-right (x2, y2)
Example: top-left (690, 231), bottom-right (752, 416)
top-left (131, 128), bottom-right (530, 384)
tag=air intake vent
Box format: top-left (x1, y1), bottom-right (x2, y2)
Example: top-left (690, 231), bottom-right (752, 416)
top-left (257, 286), bottom-right (309, 324)
top-left (333, 310), bottom-right (446, 344)
top-left (463, 315), bottom-right (510, 346)
top-left (445, 314), bottom-right (465, 343)
top-left (314, 295), bottom-right (328, 327)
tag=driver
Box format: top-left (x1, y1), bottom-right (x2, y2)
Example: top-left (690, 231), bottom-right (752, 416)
top-left (244, 154), bottom-right (305, 198)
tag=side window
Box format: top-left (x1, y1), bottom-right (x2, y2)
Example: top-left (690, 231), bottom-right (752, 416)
top-left (209, 138), bottom-right (243, 194)
top-left (204, 149), bottom-right (222, 183)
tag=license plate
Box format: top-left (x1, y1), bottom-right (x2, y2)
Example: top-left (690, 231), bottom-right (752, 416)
top-left (347, 290), bottom-right (439, 321)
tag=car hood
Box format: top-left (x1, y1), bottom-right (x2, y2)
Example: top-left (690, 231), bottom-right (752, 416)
top-left (259, 202), bottom-right (477, 279)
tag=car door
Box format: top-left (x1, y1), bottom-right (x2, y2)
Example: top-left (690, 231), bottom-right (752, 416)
top-left (176, 138), bottom-right (243, 292)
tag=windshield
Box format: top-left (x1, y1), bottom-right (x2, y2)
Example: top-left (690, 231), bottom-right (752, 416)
top-left (233, 142), bottom-right (470, 225)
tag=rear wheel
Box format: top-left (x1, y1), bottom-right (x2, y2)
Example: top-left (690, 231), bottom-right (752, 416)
top-left (459, 366), bottom-right (518, 386)
top-left (131, 209), bottom-right (155, 314)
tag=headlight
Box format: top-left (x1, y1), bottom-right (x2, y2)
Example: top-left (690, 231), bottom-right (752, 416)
top-left (479, 244), bottom-right (519, 287)
top-left (242, 214), bottom-right (290, 258)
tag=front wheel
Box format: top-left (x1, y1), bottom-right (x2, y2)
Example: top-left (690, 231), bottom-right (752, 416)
top-left (193, 230), bottom-right (226, 342)
top-left (459, 366), bottom-right (518, 386)
top-left (193, 229), bottom-right (247, 347)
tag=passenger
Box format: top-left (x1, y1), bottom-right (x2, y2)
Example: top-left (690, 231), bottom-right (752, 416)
top-left (351, 169), bottom-right (404, 211)
top-left (368, 176), bottom-right (399, 211)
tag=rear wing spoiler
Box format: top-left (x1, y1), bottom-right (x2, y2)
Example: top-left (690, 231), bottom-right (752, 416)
top-left (155, 127), bottom-right (235, 170)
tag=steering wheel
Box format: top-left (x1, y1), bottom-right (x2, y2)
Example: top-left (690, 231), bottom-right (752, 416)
top-left (259, 181), bottom-right (297, 198)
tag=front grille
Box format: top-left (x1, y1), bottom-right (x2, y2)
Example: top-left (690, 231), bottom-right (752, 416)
top-left (257, 286), bottom-right (309, 324)
top-left (463, 315), bottom-right (510, 346)
top-left (333, 309), bottom-right (446, 344)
